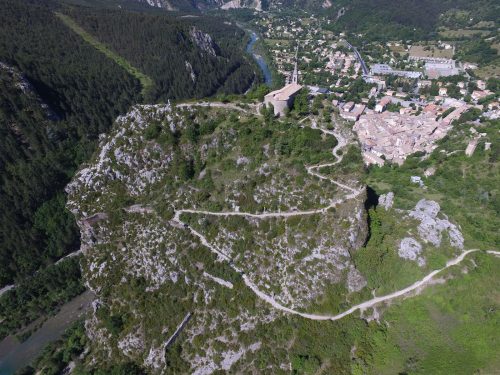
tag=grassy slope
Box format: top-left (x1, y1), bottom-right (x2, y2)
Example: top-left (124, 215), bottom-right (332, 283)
top-left (55, 12), bottom-right (153, 97)
top-left (367, 121), bottom-right (499, 249)
top-left (359, 119), bottom-right (500, 374)
top-left (368, 252), bottom-right (500, 375)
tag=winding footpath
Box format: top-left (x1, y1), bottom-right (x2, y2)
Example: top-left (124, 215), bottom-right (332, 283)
top-left (170, 119), bottom-right (499, 322)
top-left (176, 102), bottom-right (258, 115)
top-left (0, 248), bottom-right (83, 297)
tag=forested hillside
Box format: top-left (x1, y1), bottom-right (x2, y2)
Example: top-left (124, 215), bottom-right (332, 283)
top-left (0, 0), bottom-right (143, 286)
top-left (63, 6), bottom-right (257, 101)
top-left (0, 0), bottom-right (257, 286)
top-left (327, 0), bottom-right (499, 41)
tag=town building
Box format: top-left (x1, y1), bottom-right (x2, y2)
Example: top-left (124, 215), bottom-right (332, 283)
top-left (375, 97), bottom-right (392, 113)
top-left (418, 80), bottom-right (432, 88)
top-left (308, 85), bottom-right (330, 96)
top-left (264, 83), bottom-right (303, 117)
top-left (342, 101), bottom-right (355, 112)
top-left (363, 151), bottom-right (385, 166)
top-left (471, 90), bottom-right (493, 102)
top-left (476, 80), bottom-right (486, 90)
top-left (410, 57), bottom-right (461, 78)
top-left (363, 76), bottom-right (386, 90)
top-left (353, 111), bottom-right (454, 165)
top-left (264, 47), bottom-right (303, 117)
top-left (340, 103), bottom-right (366, 121)
top-left (370, 64), bottom-right (421, 79)
top-left (442, 105), bottom-right (469, 125)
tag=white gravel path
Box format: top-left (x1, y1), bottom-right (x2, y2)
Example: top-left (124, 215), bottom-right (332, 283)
top-left (169, 121), bottom-right (498, 322)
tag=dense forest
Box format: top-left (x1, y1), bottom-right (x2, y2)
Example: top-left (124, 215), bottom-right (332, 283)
top-left (0, 256), bottom-right (84, 340)
top-left (327, 0), bottom-right (500, 41)
top-left (0, 0), bottom-right (143, 286)
top-left (0, 0), bottom-right (258, 286)
top-left (63, 6), bottom-right (257, 101)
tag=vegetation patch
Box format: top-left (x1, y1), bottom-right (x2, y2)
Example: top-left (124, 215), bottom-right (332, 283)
top-left (55, 12), bottom-right (153, 97)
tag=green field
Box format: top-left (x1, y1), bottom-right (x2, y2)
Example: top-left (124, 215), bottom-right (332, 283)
top-left (409, 44), bottom-right (454, 59)
top-left (439, 28), bottom-right (492, 39)
top-left (367, 251), bottom-right (500, 375)
top-left (55, 12), bottom-right (153, 97)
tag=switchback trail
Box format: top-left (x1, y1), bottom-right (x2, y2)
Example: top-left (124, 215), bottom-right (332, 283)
top-left (176, 102), bottom-right (259, 115)
top-left (168, 111), bottom-right (498, 321)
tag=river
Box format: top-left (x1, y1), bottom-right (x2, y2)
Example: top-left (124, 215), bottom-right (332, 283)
top-left (0, 291), bottom-right (94, 375)
top-left (246, 32), bottom-right (272, 87)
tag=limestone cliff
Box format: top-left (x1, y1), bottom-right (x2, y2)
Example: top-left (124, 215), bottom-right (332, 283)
top-left (67, 103), bottom-right (368, 373)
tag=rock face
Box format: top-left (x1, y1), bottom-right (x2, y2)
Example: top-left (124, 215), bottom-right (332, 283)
top-left (378, 191), bottom-right (394, 210)
top-left (408, 199), bottom-right (464, 249)
top-left (185, 61), bottom-right (196, 82)
top-left (382, 196), bottom-right (466, 267)
top-left (133, 0), bottom-right (326, 11)
top-left (140, 0), bottom-right (176, 10)
top-left (0, 61), bottom-right (58, 120)
top-left (398, 237), bottom-right (425, 267)
top-left (347, 265), bottom-right (367, 292)
top-left (190, 27), bottom-right (219, 57)
top-left (220, 0), bottom-right (262, 10)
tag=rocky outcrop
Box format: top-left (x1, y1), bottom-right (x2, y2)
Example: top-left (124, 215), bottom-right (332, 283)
top-left (66, 104), bottom-right (371, 373)
top-left (347, 190), bottom-right (369, 250)
top-left (185, 61), bottom-right (196, 82)
top-left (220, 0), bottom-right (262, 10)
top-left (398, 237), bottom-right (425, 267)
top-left (378, 192), bottom-right (394, 210)
top-left (0, 61), bottom-right (58, 120)
top-left (347, 266), bottom-right (367, 292)
top-left (322, 0), bottom-right (332, 8)
top-left (190, 27), bottom-right (219, 57)
top-left (140, 0), bottom-right (176, 10)
top-left (408, 199), bottom-right (464, 249)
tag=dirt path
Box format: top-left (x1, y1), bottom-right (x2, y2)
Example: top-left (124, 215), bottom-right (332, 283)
top-left (174, 128), bottom-right (363, 221)
top-left (170, 116), bottom-right (498, 322)
top-left (176, 102), bottom-right (258, 115)
top-left (1, 248), bottom-right (84, 296)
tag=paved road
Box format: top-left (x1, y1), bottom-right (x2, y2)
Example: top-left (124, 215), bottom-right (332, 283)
top-left (345, 40), bottom-right (369, 76)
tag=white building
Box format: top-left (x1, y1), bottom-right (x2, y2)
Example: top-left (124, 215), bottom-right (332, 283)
top-left (370, 64), bottom-right (421, 79)
top-left (375, 97), bottom-right (392, 113)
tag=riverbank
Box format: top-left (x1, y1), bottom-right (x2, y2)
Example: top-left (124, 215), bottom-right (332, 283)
top-left (246, 31), bottom-right (273, 87)
top-left (0, 291), bottom-right (94, 375)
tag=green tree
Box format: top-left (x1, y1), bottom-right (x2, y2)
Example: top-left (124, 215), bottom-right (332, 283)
top-left (34, 194), bottom-right (80, 259)
top-left (293, 89), bottom-right (309, 116)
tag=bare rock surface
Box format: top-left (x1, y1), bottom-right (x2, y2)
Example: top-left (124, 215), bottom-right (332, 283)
top-left (408, 199), bottom-right (464, 249)
top-left (398, 237), bottom-right (425, 267)
top-left (347, 266), bottom-right (367, 292)
top-left (378, 192), bottom-right (394, 210)
top-left (190, 27), bottom-right (219, 57)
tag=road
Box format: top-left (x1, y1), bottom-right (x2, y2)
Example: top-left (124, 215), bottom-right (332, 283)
top-left (345, 40), bottom-right (369, 76)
